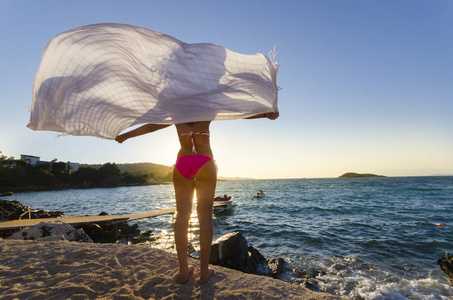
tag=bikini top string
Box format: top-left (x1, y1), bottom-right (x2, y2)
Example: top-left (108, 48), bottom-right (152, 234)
top-left (178, 131), bottom-right (210, 153)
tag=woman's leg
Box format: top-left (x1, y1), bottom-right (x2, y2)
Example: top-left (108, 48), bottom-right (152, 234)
top-left (173, 168), bottom-right (195, 283)
top-left (194, 161), bottom-right (217, 283)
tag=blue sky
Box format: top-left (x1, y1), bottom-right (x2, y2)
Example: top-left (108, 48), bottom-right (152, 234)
top-left (1, 0), bottom-right (452, 179)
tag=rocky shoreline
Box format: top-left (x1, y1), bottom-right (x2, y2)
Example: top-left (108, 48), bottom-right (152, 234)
top-left (0, 197), bottom-right (156, 243)
top-left (438, 253), bottom-right (453, 285)
top-left (0, 197), bottom-right (321, 289)
top-left (2, 197), bottom-right (452, 292)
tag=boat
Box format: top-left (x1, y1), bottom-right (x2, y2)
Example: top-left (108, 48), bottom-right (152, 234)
top-left (252, 191), bottom-right (265, 199)
top-left (213, 195), bottom-right (234, 212)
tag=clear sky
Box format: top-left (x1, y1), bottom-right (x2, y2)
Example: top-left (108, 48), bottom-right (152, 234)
top-left (1, 0), bottom-right (452, 179)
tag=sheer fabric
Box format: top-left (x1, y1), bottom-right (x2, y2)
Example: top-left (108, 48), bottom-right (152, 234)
top-left (28, 23), bottom-right (279, 139)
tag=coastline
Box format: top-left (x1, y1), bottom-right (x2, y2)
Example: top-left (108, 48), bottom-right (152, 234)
top-left (3, 177), bottom-right (452, 298)
top-left (0, 239), bottom-right (342, 299)
top-left (0, 181), bottom-right (171, 194)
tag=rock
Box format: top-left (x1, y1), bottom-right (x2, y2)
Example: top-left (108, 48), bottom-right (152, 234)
top-left (437, 252), bottom-right (453, 284)
top-left (76, 223), bottom-right (112, 243)
top-left (188, 242), bottom-right (196, 255)
top-left (209, 231), bottom-right (266, 274)
top-left (74, 219), bottom-right (155, 244)
top-left (208, 231), bottom-right (297, 280)
top-left (0, 199), bottom-right (25, 220)
top-left (0, 199), bottom-right (64, 221)
top-left (294, 268), bottom-right (313, 278)
top-left (0, 192), bottom-right (13, 197)
top-left (8, 208), bottom-right (65, 220)
top-left (32, 209), bottom-right (65, 219)
top-left (6, 208), bottom-right (29, 220)
top-left (209, 231), bottom-right (248, 272)
top-left (248, 245), bottom-right (266, 271)
top-left (268, 257), bottom-right (287, 277)
top-left (130, 229), bottom-right (156, 244)
top-left (127, 223), bottom-right (141, 236)
top-left (7, 221), bottom-right (93, 242)
top-left (141, 229), bottom-right (154, 237)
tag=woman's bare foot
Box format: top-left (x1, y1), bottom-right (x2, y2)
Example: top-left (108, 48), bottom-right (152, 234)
top-left (179, 265), bottom-right (194, 284)
top-left (199, 268), bottom-right (214, 284)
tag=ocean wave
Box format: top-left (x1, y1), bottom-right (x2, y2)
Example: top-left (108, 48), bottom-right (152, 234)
top-left (292, 256), bottom-right (453, 300)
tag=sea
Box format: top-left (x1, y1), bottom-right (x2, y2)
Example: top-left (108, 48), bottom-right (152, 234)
top-left (11, 176), bottom-right (453, 299)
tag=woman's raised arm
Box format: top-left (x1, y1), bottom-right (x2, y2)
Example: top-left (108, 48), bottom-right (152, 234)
top-left (246, 112), bottom-right (279, 120)
top-left (115, 124), bottom-right (173, 143)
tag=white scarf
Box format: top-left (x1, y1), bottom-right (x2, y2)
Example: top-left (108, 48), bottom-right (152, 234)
top-left (28, 23), bottom-right (279, 139)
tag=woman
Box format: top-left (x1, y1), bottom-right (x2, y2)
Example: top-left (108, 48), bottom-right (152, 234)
top-left (115, 112), bottom-right (278, 284)
top-left (27, 22), bottom-right (280, 284)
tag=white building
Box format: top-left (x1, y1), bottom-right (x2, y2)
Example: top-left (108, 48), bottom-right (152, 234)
top-left (20, 154), bottom-right (40, 166)
top-left (67, 162), bottom-right (79, 172)
top-left (19, 154), bottom-right (79, 171)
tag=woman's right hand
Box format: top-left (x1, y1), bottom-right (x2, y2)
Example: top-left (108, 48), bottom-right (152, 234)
top-left (265, 112), bottom-right (279, 120)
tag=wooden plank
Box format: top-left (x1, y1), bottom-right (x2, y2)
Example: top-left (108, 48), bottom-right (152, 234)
top-left (0, 203), bottom-right (228, 231)
top-left (125, 207), bottom-right (176, 221)
top-left (125, 203), bottom-right (227, 220)
top-left (0, 215), bottom-right (129, 230)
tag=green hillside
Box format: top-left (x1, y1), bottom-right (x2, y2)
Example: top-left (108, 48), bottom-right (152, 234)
top-left (82, 162), bottom-right (171, 178)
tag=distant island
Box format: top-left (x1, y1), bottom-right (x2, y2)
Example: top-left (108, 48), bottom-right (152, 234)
top-left (339, 172), bottom-right (386, 178)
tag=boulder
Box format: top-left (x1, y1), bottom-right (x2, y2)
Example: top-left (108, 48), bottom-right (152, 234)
top-left (437, 252), bottom-right (453, 284)
top-left (7, 221), bottom-right (93, 242)
top-left (75, 218), bottom-right (155, 244)
top-left (266, 257), bottom-right (295, 279)
top-left (209, 231), bottom-right (248, 271)
top-left (248, 245), bottom-right (266, 272)
top-left (209, 231), bottom-right (297, 280)
top-left (32, 209), bottom-right (65, 219)
top-left (209, 231), bottom-right (266, 274)
top-left (268, 258), bottom-right (287, 277)
top-left (0, 199), bottom-right (25, 220)
top-left (75, 223), bottom-right (112, 243)
top-left (293, 268), bottom-right (322, 291)
top-left (130, 229), bottom-right (155, 244)
top-left (0, 199), bottom-right (64, 220)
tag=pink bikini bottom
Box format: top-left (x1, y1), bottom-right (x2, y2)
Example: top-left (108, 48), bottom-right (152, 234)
top-left (175, 155), bottom-right (213, 179)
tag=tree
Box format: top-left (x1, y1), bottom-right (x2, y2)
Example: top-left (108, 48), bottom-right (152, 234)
top-left (32, 168), bottom-right (55, 187)
top-left (98, 163), bottom-right (122, 187)
top-left (72, 167), bottom-right (100, 187)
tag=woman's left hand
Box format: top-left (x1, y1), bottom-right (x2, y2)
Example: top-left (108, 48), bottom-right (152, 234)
top-left (115, 135), bottom-right (128, 143)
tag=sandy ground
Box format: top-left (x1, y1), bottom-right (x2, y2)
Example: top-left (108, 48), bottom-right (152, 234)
top-left (0, 239), bottom-right (343, 300)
